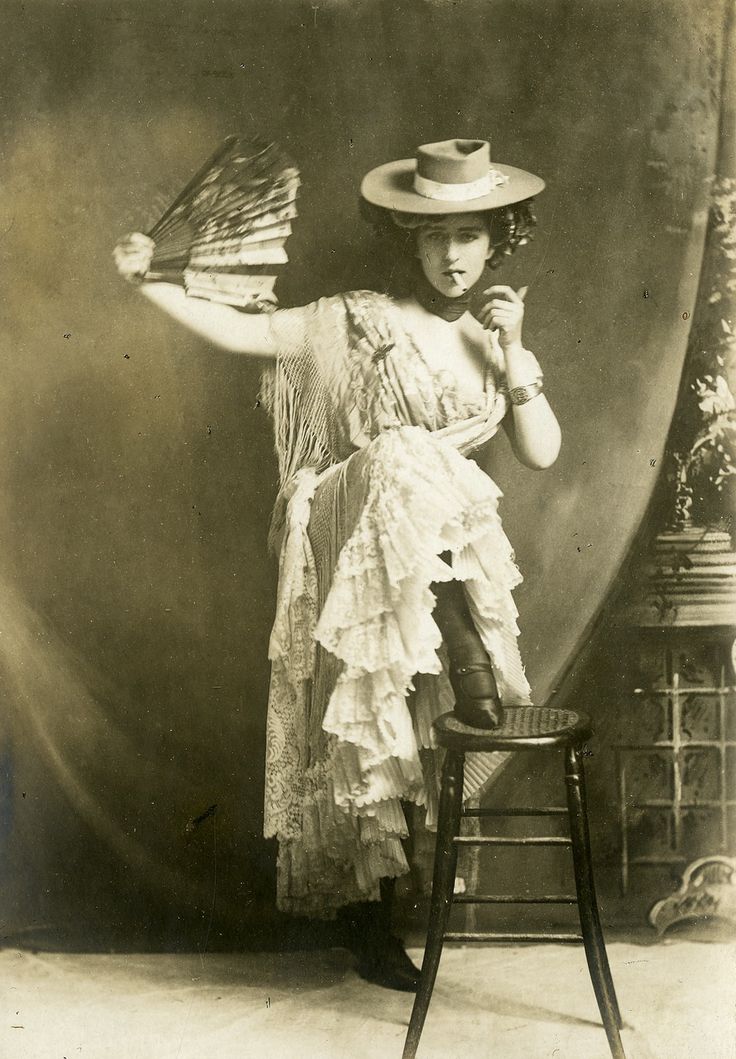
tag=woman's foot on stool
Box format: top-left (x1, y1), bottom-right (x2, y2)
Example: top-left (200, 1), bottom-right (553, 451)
top-left (449, 661), bottom-right (504, 729)
top-left (431, 569), bottom-right (503, 729)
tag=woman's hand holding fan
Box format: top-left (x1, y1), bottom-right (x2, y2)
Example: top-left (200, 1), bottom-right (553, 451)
top-left (114, 137), bottom-right (300, 313)
top-left (113, 232), bottom-right (155, 285)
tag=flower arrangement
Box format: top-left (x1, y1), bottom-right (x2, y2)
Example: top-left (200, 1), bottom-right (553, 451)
top-left (671, 327), bottom-right (736, 527)
top-left (669, 172), bottom-right (736, 529)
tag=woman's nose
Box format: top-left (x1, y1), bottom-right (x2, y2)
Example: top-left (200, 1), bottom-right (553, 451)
top-left (442, 240), bottom-right (460, 263)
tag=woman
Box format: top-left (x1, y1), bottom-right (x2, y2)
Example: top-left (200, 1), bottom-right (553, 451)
top-left (114, 138), bottom-right (561, 990)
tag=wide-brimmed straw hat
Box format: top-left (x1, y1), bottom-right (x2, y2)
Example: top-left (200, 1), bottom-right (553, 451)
top-left (360, 138), bottom-right (544, 215)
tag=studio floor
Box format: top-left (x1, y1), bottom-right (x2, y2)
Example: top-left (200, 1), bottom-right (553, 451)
top-left (1, 939), bottom-right (734, 1059)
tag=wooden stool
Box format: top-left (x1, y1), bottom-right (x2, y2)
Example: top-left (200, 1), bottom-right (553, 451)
top-left (403, 707), bottom-right (625, 1059)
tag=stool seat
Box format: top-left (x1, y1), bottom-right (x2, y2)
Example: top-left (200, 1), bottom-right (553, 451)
top-left (435, 706), bottom-right (592, 751)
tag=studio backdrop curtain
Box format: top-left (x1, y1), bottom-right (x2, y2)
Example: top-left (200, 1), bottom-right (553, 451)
top-left (0, 0), bottom-right (727, 943)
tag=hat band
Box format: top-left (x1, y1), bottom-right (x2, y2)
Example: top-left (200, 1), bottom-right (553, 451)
top-left (413, 168), bottom-right (509, 202)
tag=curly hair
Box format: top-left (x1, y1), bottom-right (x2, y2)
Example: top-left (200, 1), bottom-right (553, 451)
top-left (359, 198), bottom-right (538, 295)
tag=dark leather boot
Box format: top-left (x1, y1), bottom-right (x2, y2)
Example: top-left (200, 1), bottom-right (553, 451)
top-left (338, 879), bottom-right (420, 992)
top-left (433, 563), bottom-right (504, 730)
top-left (449, 660), bottom-right (504, 729)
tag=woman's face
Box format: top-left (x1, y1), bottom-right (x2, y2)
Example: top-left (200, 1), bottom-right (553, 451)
top-left (415, 213), bottom-right (492, 298)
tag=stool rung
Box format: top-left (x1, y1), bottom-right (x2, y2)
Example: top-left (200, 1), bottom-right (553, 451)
top-left (453, 835), bottom-right (572, 846)
top-left (444, 932), bottom-right (583, 944)
top-left (453, 894), bottom-right (578, 904)
top-left (462, 807), bottom-right (569, 817)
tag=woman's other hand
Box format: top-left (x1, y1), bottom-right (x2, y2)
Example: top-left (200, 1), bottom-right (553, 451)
top-left (476, 284), bottom-right (528, 352)
top-left (113, 232), bottom-right (155, 284)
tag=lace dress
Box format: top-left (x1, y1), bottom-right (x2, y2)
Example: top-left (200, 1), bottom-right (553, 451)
top-left (261, 290), bottom-right (532, 917)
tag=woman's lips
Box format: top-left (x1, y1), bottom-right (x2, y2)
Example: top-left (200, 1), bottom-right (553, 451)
top-left (446, 270), bottom-right (467, 291)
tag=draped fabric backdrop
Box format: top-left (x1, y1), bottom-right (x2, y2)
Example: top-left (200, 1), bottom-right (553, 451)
top-left (0, 0), bottom-right (726, 946)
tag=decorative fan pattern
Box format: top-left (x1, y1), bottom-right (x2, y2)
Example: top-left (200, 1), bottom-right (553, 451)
top-left (146, 137), bottom-right (300, 310)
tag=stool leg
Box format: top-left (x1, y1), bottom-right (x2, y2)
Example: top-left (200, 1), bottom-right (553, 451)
top-left (403, 749), bottom-right (465, 1059)
top-left (565, 744), bottom-right (626, 1058)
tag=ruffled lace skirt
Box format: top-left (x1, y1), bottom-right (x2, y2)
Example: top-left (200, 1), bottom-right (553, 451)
top-left (263, 425), bottom-right (531, 918)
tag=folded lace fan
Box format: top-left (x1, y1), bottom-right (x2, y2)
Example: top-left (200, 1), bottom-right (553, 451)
top-left (145, 136), bottom-right (300, 310)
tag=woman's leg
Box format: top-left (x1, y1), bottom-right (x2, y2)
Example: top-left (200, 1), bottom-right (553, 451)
top-left (432, 558), bottom-right (503, 728)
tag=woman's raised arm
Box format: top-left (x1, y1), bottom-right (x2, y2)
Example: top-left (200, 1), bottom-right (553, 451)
top-left (477, 284), bottom-right (561, 470)
top-left (113, 232), bottom-right (276, 359)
